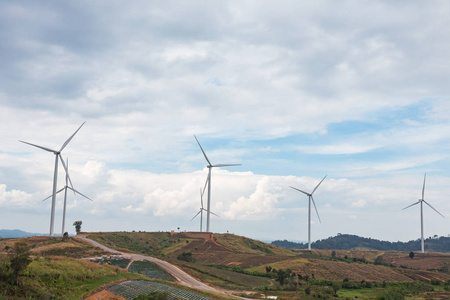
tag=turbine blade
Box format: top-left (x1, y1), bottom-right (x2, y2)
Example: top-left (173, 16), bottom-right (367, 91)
top-left (311, 196), bottom-right (321, 223)
top-left (68, 187), bottom-right (93, 201)
top-left (423, 200), bottom-right (445, 218)
top-left (190, 210), bottom-right (201, 221)
top-left (59, 155), bottom-right (74, 191)
top-left (212, 164), bottom-right (241, 167)
top-left (290, 186), bottom-right (311, 196)
top-left (311, 175), bottom-right (327, 195)
top-left (402, 200), bottom-right (421, 210)
top-left (59, 121), bottom-right (85, 152)
top-left (210, 211), bottom-right (220, 218)
top-left (422, 172), bottom-right (426, 200)
top-left (194, 135), bottom-right (212, 166)
top-left (202, 175), bottom-right (209, 198)
top-left (19, 141), bottom-right (57, 153)
top-left (42, 187), bottom-right (65, 201)
top-left (200, 188), bottom-right (204, 209)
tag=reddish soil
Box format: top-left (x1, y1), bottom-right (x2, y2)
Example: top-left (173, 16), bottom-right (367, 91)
top-left (168, 237), bottom-right (450, 283)
top-left (84, 290), bottom-right (125, 300)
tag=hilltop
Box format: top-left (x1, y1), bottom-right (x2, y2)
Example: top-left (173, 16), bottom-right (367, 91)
top-left (273, 234), bottom-right (450, 253)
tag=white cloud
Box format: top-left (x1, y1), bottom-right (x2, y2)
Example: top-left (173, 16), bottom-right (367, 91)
top-left (1, 1), bottom-right (450, 241)
top-left (0, 184), bottom-right (34, 208)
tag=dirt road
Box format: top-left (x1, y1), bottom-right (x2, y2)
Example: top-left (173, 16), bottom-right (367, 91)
top-left (76, 235), bottom-right (217, 292)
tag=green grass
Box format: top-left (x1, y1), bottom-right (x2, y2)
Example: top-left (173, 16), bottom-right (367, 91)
top-left (214, 234), bottom-right (297, 256)
top-left (88, 232), bottom-right (174, 255)
top-left (0, 256), bottom-right (145, 299)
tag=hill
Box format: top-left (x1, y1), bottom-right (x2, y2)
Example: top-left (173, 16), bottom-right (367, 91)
top-left (0, 229), bottom-right (47, 238)
top-left (272, 234), bottom-right (450, 252)
top-left (3, 232), bottom-right (450, 299)
top-left (87, 232), bottom-right (450, 283)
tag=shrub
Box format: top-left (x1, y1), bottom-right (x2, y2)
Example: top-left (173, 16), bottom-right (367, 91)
top-left (305, 286), bottom-right (311, 295)
top-left (430, 278), bottom-right (441, 286)
top-left (176, 252), bottom-right (194, 262)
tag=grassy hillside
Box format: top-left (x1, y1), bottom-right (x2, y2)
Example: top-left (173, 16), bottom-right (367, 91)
top-left (85, 231), bottom-right (450, 298)
top-left (88, 231), bottom-right (173, 255)
top-left (0, 256), bottom-right (144, 299)
top-left (214, 233), bottom-right (297, 256)
top-left (0, 236), bottom-right (110, 259)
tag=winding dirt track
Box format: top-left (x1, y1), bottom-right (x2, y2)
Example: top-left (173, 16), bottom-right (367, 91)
top-left (75, 235), bottom-right (217, 292)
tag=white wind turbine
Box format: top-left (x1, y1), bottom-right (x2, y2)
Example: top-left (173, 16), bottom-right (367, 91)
top-left (191, 177), bottom-right (219, 232)
top-left (42, 157), bottom-right (92, 236)
top-left (403, 173), bottom-right (445, 253)
top-left (290, 175), bottom-right (327, 250)
top-left (194, 135), bottom-right (240, 232)
top-left (20, 122), bottom-right (85, 237)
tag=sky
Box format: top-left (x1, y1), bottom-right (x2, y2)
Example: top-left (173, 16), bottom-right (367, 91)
top-left (1, 1), bottom-right (450, 244)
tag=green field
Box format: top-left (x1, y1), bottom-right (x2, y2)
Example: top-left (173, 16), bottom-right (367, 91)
top-left (0, 256), bottom-right (145, 299)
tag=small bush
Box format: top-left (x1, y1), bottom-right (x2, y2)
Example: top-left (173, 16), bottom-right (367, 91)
top-left (430, 278), bottom-right (441, 286)
top-left (305, 286), bottom-right (311, 295)
top-left (177, 252), bottom-right (194, 262)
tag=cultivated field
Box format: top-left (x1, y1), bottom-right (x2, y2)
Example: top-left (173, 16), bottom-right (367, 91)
top-left (2, 232), bottom-right (449, 299)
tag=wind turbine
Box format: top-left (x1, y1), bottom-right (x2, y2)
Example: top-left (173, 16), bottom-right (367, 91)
top-left (403, 173), bottom-right (445, 253)
top-left (20, 122), bottom-right (85, 237)
top-left (191, 177), bottom-right (219, 232)
top-left (194, 135), bottom-right (240, 232)
top-left (42, 157), bottom-right (92, 236)
top-left (290, 175), bottom-right (327, 250)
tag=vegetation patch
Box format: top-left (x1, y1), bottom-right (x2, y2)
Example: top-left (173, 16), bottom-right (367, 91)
top-left (0, 256), bottom-right (144, 299)
top-left (128, 261), bottom-right (174, 282)
top-left (88, 232), bottom-right (174, 255)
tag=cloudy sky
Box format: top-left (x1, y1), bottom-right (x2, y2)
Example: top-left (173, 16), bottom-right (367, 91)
top-left (1, 1), bottom-right (450, 243)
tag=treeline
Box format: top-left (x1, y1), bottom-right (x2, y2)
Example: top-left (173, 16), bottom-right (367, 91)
top-left (272, 234), bottom-right (450, 253)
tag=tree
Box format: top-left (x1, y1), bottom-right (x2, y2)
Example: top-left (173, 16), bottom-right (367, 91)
top-left (332, 282), bottom-right (340, 296)
top-left (409, 251), bottom-right (415, 259)
top-left (177, 252), bottom-right (194, 262)
top-left (275, 268), bottom-right (292, 286)
top-left (331, 250), bottom-right (336, 258)
top-left (8, 242), bottom-right (31, 285)
top-left (62, 232), bottom-right (69, 241)
top-left (73, 221), bottom-right (82, 234)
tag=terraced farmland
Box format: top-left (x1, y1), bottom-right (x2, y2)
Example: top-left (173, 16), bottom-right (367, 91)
top-left (128, 260), bottom-right (174, 281)
top-left (107, 280), bottom-right (213, 299)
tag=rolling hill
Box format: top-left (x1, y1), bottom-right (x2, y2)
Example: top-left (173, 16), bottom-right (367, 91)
top-left (272, 234), bottom-right (450, 253)
top-left (2, 231), bottom-right (450, 299)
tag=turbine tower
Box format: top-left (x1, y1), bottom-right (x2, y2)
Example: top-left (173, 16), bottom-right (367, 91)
top-left (290, 175), bottom-right (327, 250)
top-left (194, 135), bottom-right (240, 233)
top-left (191, 178), bottom-right (219, 232)
top-left (42, 158), bottom-right (92, 236)
top-left (20, 122), bottom-right (85, 237)
top-left (403, 173), bottom-right (445, 253)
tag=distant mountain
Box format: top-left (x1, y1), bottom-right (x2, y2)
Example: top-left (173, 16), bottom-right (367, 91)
top-left (272, 234), bottom-right (450, 253)
top-left (0, 229), bottom-right (47, 238)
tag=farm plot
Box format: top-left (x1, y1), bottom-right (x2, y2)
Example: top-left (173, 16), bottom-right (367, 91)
top-left (109, 259), bottom-right (131, 269)
top-left (128, 260), bottom-right (174, 281)
top-left (107, 280), bottom-right (212, 300)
